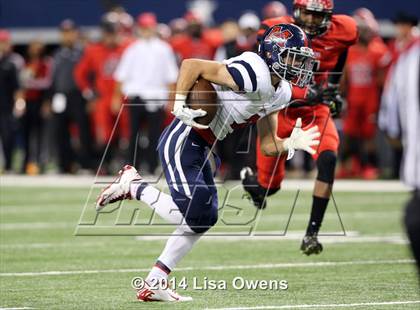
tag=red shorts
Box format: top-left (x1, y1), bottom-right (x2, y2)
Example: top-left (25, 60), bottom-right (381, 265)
top-left (343, 100), bottom-right (378, 139)
top-left (91, 98), bottom-right (129, 145)
top-left (257, 105), bottom-right (339, 189)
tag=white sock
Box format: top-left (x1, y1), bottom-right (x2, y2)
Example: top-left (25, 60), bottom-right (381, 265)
top-left (130, 183), bottom-right (184, 225)
top-left (145, 226), bottom-right (202, 282)
top-left (146, 265), bottom-right (169, 282)
top-left (157, 226), bottom-right (202, 271)
top-left (131, 184), bottom-right (202, 281)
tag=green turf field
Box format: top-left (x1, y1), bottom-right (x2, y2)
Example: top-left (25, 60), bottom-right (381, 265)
top-left (1, 185), bottom-right (419, 309)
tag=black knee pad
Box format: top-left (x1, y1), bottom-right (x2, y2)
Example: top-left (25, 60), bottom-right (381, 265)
top-left (262, 187), bottom-right (280, 196)
top-left (243, 173), bottom-right (280, 196)
top-left (185, 187), bottom-right (219, 234)
top-left (316, 150), bottom-right (337, 184)
top-left (188, 206), bottom-right (218, 234)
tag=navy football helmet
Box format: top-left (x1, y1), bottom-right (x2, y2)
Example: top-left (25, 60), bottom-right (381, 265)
top-left (258, 23), bottom-right (314, 87)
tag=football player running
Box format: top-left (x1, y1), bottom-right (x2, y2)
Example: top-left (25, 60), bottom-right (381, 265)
top-left (96, 23), bottom-right (319, 302)
top-left (241, 0), bottom-right (358, 255)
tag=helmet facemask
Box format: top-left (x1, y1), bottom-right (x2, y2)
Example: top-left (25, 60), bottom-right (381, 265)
top-left (271, 47), bottom-right (314, 87)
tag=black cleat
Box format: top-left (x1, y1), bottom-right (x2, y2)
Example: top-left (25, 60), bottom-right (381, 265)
top-left (300, 234), bottom-right (323, 256)
top-left (240, 167), bottom-right (267, 209)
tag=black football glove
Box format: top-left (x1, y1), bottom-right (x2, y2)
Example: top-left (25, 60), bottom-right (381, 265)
top-left (290, 84), bottom-right (343, 114)
top-left (326, 95), bottom-right (344, 117)
top-left (322, 83), bottom-right (340, 100)
top-left (305, 84), bottom-right (324, 105)
top-left (322, 84), bottom-right (344, 117)
top-left (288, 84), bottom-right (323, 108)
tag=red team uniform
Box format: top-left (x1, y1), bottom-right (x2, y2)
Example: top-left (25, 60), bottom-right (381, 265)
top-left (169, 12), bottom-right (221, 61)
top-left (343, 37), bottom-right (388, 139)
top-left (74, 41), bottom-right (130, 144)
top-left (256, 15), bottom-right (358, 189)
top-left (170, 31), bottom-right (220, 61)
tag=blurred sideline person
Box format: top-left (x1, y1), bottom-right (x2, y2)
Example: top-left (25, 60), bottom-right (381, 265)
top-left (50, 20), bottom-right (93, 173)
top-left (385, 13), bottom-right (419, 178)
top-left (74, 15), bottom-right (130, 174)
top-left (388, 13), bottom-right (419, 63)
top-left (170, 11), bottom-right (220, 61)
top-left (113, 12), bottom-right (178, 174)
top-left (169, 18), bottom-right (188, 37)
top-left (237, 12), bottom-right (260, 52)
top-left (0, 29), bottom-right (23, 173)
top-left (262, 1), bottom-right (287, 20)
top-left (105, 6), bottom-right (135, 45)
top-left (167, 12), bottom-right (222, 127)
top-left (214, 12), bottom-right (261, 60)
top-left (213, 19), bottom-right (245, 178)
top-left (20, 41), bottom-right (52, 174)
top-left (213, 13), bottom-right (261, 179)
top-left (379, 37), bottom-right (420, 282)
top-left (338, 8), bottom-right (389, 179)
top-left (241, 0), bottom-right (358, 255)
top-left (213, 20), bottom-right (241, 62)
top-left (1, 31), bottom-right (24, 72)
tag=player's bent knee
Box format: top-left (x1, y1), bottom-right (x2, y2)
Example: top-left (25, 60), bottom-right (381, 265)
top-left (189, 208), bottom-right (218, 234)
top-left (316, 150), bottom-right (337, 184)
top-left (184, 187), bottom-right (218, 234)
top-left (264, 187), bottom-right (280, 196)
top-left (257, 172), bottom-right (284, 191)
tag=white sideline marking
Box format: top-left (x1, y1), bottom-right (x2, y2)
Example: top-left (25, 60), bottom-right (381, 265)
top-left (0, 175), bottom-right (410, 192)
top-left (205, 300), bottom-right (420, 310)
top-left (0, 308), bottom-right (35, 310)
top-left (0, 242), bottom-right (107, 249)
top-left (0, 222), bottom-right (73, 230)
top-left (0, 233), bottom-right (408, 249)
top-left (0, 259), bottom-right (414, 277)
top-left (136, 232), bottom-right (408, 245)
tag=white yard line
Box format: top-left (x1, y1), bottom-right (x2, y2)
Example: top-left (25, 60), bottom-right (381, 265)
top-left (0, 232), bottom-right (408, 250)
top-left (0, 242), bottom-right (108, 249)
top-left (0, 259), bottom-right (414, 277)
top-left (136, 233), bottom-right (408, 245)
top-left (0, 175), bottom-right (410, 192)
top-left (0, 232), bottom-right (408, 246)
top-left (205, 300), bottom-right (420, 310)
top-left (0, 231), bottom-right (408, 247)
top-left (0, 308), bottom-right (35, 310)
top-left (0, 222), bottom-right (73, 230)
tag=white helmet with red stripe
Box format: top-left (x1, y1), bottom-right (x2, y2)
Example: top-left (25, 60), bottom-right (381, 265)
top-left (293, 0), bottom-right (334, 36)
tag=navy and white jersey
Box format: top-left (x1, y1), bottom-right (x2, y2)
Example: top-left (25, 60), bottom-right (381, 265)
top-left (157, 53), bottom-right (290, 220)
top-left (207, 51), bottom-right (292, 141)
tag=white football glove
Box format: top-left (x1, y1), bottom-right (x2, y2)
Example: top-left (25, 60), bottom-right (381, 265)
top-left (172, 94), bottom-right (209, 129)
top-left (283, 118), bottom-right (320, 160)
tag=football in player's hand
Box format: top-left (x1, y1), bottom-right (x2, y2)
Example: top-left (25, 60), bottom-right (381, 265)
top-left (186, 78), bottom-right (218, 125)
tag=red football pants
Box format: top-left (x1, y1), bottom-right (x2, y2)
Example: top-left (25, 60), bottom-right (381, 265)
top-left (256, 105), bottom-right (339, 189)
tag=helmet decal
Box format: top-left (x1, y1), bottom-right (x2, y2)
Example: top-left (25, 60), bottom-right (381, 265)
top-left (259, 23), bottom-right (315, 87)
top-left (265, 26), bottom-right (294, 47)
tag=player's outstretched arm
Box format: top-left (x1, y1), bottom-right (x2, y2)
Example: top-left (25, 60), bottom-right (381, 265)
top-left (172, 59), bottom-right (239, 129)
top-left (257, 112), bottom-right (284, 156)
top-left (258, 114), bottom-right (320, 159)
